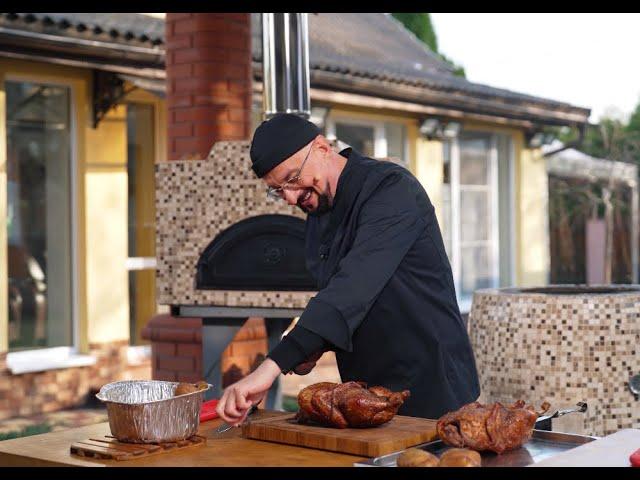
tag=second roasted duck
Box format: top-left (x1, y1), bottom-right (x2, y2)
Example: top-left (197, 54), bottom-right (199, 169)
top-left (296, 381), bottom-right (410, 428)
top-left (437, 399), bottom-right (551, 454)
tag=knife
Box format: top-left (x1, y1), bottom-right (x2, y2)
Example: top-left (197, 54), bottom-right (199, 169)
top-left (215, 404), bottom-right (259, 434)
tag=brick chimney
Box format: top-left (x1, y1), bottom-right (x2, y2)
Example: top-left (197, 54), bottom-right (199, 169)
top-left (143, 13), bottom-right (267, 386)
top-left (167, 13), bottom-right (252, 160)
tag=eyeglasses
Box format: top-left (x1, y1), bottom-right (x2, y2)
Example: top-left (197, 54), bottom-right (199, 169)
top-left (266, 141), bottom-right (315, 200)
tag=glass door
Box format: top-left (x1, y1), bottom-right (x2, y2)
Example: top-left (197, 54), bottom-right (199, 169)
top-left (442, 131), bottom-right (501, 312)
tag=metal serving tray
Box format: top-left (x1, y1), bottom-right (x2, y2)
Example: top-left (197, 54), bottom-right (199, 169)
top-left (354, 430), bottom-right (599, 467)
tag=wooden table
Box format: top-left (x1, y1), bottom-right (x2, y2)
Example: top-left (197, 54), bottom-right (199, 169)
top-left (0, 410), bottom-right (369, 467)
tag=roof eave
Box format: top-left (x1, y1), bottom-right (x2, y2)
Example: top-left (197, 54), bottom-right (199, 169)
top-left (307, 69), bottom-right (590, 127)
top-left (0, 27), bottom-right (164, 74)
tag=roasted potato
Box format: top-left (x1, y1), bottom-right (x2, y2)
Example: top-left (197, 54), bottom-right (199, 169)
top-left (396, 447), bottom-right (439, 467)
top-left (438, 448), bottom-right (482, 467)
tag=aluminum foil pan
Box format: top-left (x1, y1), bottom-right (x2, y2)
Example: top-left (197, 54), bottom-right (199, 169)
top-left (96, 380), bottom-right (211, 444)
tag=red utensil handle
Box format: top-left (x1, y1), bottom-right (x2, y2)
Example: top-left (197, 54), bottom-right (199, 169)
top-left (630, 448), bottom-right (640, 467)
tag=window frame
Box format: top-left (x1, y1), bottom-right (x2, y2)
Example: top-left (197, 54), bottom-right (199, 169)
top-left (444, 131), bottom-right (514, 313)
top-left (4, 74), bottom-right (82, 370)
top-left (325, 114), bottom-right (409, 167)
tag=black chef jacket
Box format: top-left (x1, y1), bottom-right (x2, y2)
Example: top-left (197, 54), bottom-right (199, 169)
top-left (268, 148), bottom-right (480, 419)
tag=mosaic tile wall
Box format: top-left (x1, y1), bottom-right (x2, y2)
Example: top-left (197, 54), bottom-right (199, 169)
top-left (468, 287), bottom-right (640, 436)
top-left (155, 140), bottom-right (316, 308)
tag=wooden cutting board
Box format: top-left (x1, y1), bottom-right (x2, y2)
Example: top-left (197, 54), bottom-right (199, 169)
top-left (530, 429), bottom-right (640, 467)
top-left (241, 412), bottom-right (438, 457)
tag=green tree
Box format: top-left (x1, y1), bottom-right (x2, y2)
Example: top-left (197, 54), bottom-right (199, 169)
top-left (391, 13), bottom-right (438, 52)
top-left (391, 13), bottom-right (466, 78)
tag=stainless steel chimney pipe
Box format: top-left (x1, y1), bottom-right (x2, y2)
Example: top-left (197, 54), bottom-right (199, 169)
top-left (261, 13), bottom-right (311, 119)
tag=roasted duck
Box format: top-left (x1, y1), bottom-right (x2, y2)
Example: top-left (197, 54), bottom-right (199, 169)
top-left (436, 399), bottom-right (551, 454)
top-left (295, 381), bottom-right (410, 428)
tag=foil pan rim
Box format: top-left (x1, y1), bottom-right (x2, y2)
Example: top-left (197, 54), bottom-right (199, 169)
top-left (96, 379), bottom-right (212, 406)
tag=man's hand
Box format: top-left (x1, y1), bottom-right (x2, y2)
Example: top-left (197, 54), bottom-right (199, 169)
top-left (215, 357), bottom-right (281, 426)
top-left (292, 350), bottom-right (324, 376)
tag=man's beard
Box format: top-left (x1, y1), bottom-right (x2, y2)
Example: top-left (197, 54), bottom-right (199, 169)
top-left (297, 189), bottom-right (332, 216)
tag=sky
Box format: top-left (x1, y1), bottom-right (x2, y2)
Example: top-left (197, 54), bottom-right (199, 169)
top-left (430, 13), bottom-right (640, 124)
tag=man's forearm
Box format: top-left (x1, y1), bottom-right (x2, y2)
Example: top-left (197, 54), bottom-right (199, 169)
top-left (267, 325), bottom-right (328, 372)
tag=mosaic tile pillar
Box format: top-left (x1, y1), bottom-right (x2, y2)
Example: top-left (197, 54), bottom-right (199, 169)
top-left (468, 286), bottom-right (640, 436)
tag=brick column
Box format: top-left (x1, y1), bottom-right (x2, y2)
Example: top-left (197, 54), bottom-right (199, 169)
top-left (148, 14), bottom-right (261, 389)
top-left (142, 315), bottom-right (267, 386)
top-left (166, 13), bottom-right (252, 160)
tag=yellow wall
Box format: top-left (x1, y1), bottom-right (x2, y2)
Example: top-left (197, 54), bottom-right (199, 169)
top-left (85, 105), bottom-right (130, 345)
top-left (415, 138), bottom-right (444, 224)
top-left (514, 135), bottom-right (549, 286)
top-left (122, 88), bottom-right (166, 343)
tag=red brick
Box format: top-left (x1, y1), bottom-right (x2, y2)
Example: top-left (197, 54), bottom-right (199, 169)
top-left (192, 14), bottom-right (249, 32)
top-left (167, 63), bottom-right (193, 79)
top-left (172, 48), bottom-right (202, 65)
top-left (193, 121), bottom-right (223, 137)
top-left (223, 13), bottom-right (249, 24)
top-left (228, 107), bottom-right (248, 123)
top-left (222, 356), bottom-right (251, 373)
top-left (149, 327), bottom-right (197, 343)
top-left (192, 62), bottom-right (225, 78)
top-left (152, 342), bottom-right (176, 356)
top-left (173, 77), bottom-right (222, 95)
top-left (174, 136), bottom-right (211, 152)
top-left (166, 13), bottom-right (192, 22)
top-left (155, 369), bottom-right (177, 381)
top-left (218, 32), bottom-right (251, 51)
top-left (233, 327), bottom-right (251, 342)
top-left (170, 122), bottom-right (193, 138)
top-left (173, 105), bottom-right (223, 123)
top-left (231, 339), bottom-right (267, 357)
top-left (227, 80), bottom-right (250, 95)
top-left (177, 343), bottom-right (202, 357)
top-left (173, 18), bottom-right (198, 35)
top-left (216, 122), bottom-right (247, 138)
top-left (176, 317), bottom-right (203, 329)
top-left (194, 94), bottom-right (245, 108)
top-left (166, 33), bottom-right (192, 50)
top-left (213, 63), bottom-right (251, 82)
top-left (177, 372), bottom-right (203, 383)
top-left (192, 27), bottom-right (249, 48)
top-left (167, 94), bottom-right (192, 108)
top-left (157, 355), bottom-right (194, 372)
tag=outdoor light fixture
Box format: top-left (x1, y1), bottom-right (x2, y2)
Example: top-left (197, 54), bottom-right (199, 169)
top-left (309, 106), bottom-right (330, 130)
top-left (442, 121), bottom-right (461, 139)
top-left (419, 118), bottom-right (441, 138)
top-left (528, 132), bottom-right (553, 148)
top-left (419, 118), bottom-right (462, 140)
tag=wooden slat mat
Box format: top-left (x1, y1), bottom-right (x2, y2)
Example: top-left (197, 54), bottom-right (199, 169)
top-left (70, 435), bottom-right (206, 461)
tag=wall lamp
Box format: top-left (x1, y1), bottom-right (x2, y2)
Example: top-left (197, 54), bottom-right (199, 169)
top-left (527, 130), bottom-right (556, 148)
top-left (419, 118), bottom-right (462, 140)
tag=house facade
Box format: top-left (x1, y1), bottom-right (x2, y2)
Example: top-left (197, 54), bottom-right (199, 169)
top-left (0, 13), bottom-right (590, 419)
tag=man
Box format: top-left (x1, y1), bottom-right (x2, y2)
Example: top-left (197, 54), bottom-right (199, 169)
top-left (216, 113), bottom-right (480, 425)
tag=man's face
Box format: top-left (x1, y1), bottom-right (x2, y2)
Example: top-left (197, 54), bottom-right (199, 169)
top-left (263, 139), bottom-right (333, 215)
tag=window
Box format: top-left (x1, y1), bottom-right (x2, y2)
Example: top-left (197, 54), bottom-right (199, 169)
top-left (6, 80), bottom-right (74, 351)
top-left (442, 131), bottom-right (513, 312)
top-left (326, 116), bottom-right (408, 167)
top-left (126, 103), bottom-right (158, 345)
